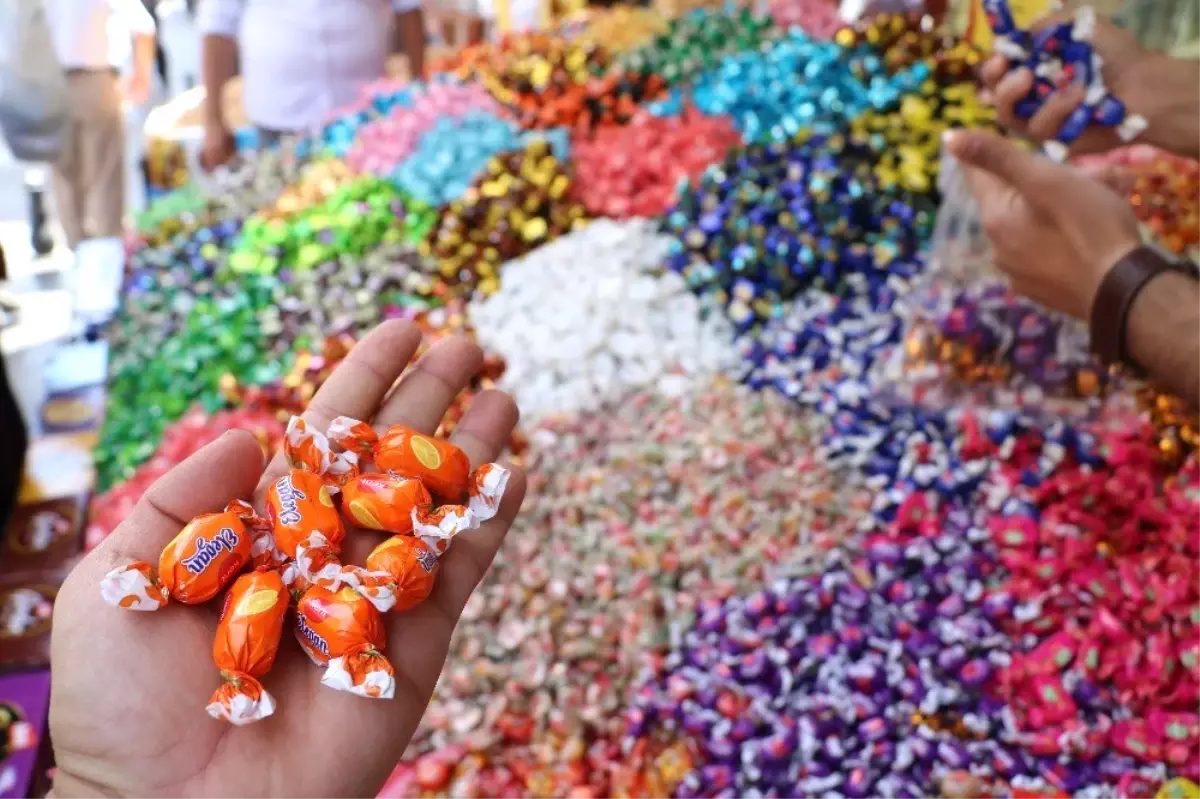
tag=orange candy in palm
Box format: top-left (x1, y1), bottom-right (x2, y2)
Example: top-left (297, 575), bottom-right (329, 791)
top-left (266, 469), bottom-right (345, 558)
top-left (364, 535), bottom-right (441, 613)
top-left (100, 499), bottom-right (258, 610)
top-left (207, 569), bottom-right (288, 725)
top-left (330, 417), bottom-right (471, 503)
top-left (295, 584), bottom-right (395, 699)
top-left (341, 473), bottom-right (432, 534)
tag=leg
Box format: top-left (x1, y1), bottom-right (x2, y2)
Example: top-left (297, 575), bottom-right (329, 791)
top-left (50, 82), bottom-right (84, 250)
top-left (76, 73), bottom-right (127, 241)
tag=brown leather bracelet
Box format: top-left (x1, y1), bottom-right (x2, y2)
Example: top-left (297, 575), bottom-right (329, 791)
top-left (1090, 245), bottom-right (1200, 369)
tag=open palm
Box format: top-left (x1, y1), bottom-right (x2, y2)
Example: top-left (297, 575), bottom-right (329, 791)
top-left (48, 320), bottom-right (525, 797)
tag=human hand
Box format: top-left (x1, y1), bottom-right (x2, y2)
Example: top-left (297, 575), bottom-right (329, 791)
top-left (980, 14), bottom-right (1177, 156)
top-left (121, 72), bottom-right (151, 107)
top-left (199, 124), bottom-right (237, 172)
top-left (48, 320), bottom-right (525, 797)
top-left (944, 128), bottom-right (1142, 320)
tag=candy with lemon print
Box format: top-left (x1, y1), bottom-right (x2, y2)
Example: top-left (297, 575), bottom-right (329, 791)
top-left (328, 417), bottom-right (471, 503)
top-left (235, 588), bottom-right (280, 616)
top-left (340, 474), bottom-right (432, 534)
top-left (207, 570), bottom-right (288, 726)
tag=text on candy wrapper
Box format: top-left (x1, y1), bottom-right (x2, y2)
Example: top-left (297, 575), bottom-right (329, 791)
top-left (275, 475), bottom-right (308, 526)
top-left (181, 528), bottom-right (240, 575)
top-left (296, 614), bottom-right (330, 656)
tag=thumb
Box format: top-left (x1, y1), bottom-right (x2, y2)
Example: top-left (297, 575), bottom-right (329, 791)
top-left (944, 129), bottom-right (1055, 199)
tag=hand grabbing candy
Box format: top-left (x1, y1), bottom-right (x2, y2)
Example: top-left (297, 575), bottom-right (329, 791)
top-left (944, 128), bottom-right (1140, 319)
top-left (979, 7), bottom-right (1199, 160)
top-left (980, 4), bottom-right (1147, 161)
top-left (50, 321), bottom-right (524, 796)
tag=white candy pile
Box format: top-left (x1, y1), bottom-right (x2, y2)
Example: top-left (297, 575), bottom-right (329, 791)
top-left (469, 219), bottom-right (739, 418)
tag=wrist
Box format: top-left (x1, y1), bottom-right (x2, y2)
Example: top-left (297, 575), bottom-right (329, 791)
top-left (1088, 244), bottom-right (1196, 369)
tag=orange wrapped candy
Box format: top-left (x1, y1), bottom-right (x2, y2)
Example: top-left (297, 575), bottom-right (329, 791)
top-left (283, 416), bottom-right (359, 486)
top-left (329, 416), bottom-right (471, 503)
top-left (363, 535), bottom-right (440, 613)
top-left (100, 499), bottom-right (259, 610)
top-left (341, 473), bottom-right (432, 534)
top-left (207, 569), bottom-right (288, 725)
top-left (295, 584), bottom-right (395, 699)
top-left (266, 469), bottom-right (344, 559)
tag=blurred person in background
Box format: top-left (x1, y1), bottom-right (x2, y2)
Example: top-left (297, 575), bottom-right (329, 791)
top-left (43, 0), bottom-right (156, 249)
top-left (198, 0), bottom-right (427, 169)
top-left (0, 244), bottom-right (27, 532)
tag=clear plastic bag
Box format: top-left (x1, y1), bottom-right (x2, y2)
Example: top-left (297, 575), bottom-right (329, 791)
top-left (0, 0), bottom-right (69, 163)
top-left (872, 149), bottom-right (1112, 417)
top-left (925, 148), bottom-right (993, 290)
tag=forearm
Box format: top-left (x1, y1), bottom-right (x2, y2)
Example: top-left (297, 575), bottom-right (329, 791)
top-left (392, 8), bottom-right (426, 79)
top-left (1125, 270), bottom-right (1200, 408)
top-left (201, 35), bottom-right (239, 129)
top-left (131, 33), bottom-right (156, 84)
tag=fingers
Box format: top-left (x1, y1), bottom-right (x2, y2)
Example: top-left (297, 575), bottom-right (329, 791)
top-left (373, 335), bottom-right (484, 433)
top-left (991, 66), bottom-right (1033, 130)
top-left (945, 129), bottom-right (1056, 198)
top-left (103, 430), bottom-right (266, 562)
top-left (255, 319), bottom-right (423, 496)
top-left (1026, 81), bottom-right (1086, 141)
top-left (1079, 161), bottom-right (1134, 194)
top-left (980, 54), bottom-right (1008, 90)
top-left (428, 390), bottom-right (523, 622)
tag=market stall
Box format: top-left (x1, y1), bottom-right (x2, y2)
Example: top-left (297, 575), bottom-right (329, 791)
top-left (82, 1), bottom-right (1200, 797)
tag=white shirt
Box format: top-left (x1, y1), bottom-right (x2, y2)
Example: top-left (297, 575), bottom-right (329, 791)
top-left (43, 0), bottom-right (156, 71)
top-left (198, 0), bottom-right (421, 132)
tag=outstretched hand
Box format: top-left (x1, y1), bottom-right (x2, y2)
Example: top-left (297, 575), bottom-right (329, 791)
top-left (49, 320), bottom-right (525, 797)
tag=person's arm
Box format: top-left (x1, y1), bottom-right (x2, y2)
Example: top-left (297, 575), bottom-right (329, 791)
top-left (1139, 55), bottom-right (1200, 161)
top-left (196, 0), bottom-right (243, 168)
top-left (108, 0), bottom-right (157, 105)
top-left (1123, 271), bottom-right (1200, 407)
top-left (197, 0), bottom-right (243, 134)
top-left (391, 0), bottom-right (426, 80)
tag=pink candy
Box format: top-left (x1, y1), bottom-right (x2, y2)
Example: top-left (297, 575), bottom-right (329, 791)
top-left (345, 82), bottom-right (508, 177)
top-left (768, 0), bottom-right (844, 38)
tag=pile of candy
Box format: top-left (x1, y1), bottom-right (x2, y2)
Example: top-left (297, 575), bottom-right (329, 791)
top-left (390, 114), bottom-right (569, 207)
top-left (411, 381), bottom-right (868, 795)
top-left (615, 8), bottom-right (776, 86)
top-left (662, 135), bottom-right (933, 331)
top-left (344, 81), bottom-right (509, 178)
top-left (227, 177), bottom-right (431, 274)
top-left (96, 2), bottom-right (1200, 796)
top-left (419, 138), bottom-right (587, 296)
top-left (102, 416), bottom-right (513, 724)
top-left (468, 219), bottom-right (738, 418)
top-left (570, 109), bottom-right (740, 218)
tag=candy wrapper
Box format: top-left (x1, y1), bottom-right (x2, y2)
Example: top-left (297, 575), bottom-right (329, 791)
top-left (341, 473), bottom-right (432, 534)
top-left (329, 418), bottom-right (471, 503)
top-left (100, 499), bottom-right (262, 610)
top-left (295, 585), bottom-right (395, 699)
top-left (983, 1), bottom-right (1147, 161)
top-left (266, 469), bottom-right (345, 559)
top-left (207, 570), bottom-right (288, 725)
top-left (282, 417), bottom-right (360, 486)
